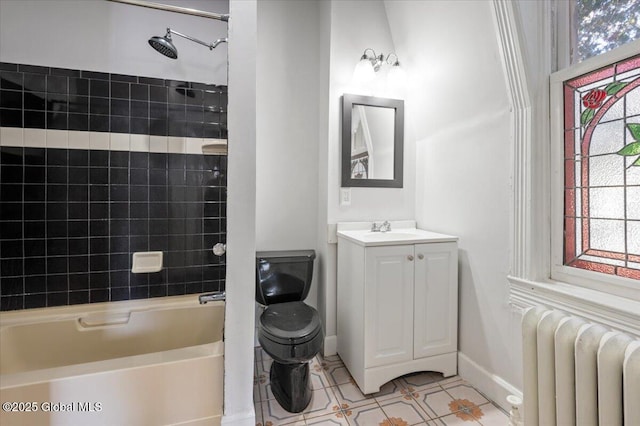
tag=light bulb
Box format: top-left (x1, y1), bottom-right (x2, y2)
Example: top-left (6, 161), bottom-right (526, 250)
top-left (353, 58), bottom-right (376, 83)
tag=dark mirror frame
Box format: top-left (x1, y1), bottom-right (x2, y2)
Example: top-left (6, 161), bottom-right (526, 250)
top-left (341, 94), bottom-right (404, 188)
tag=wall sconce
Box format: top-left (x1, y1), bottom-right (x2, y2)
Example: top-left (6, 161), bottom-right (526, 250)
top-left (353, 48), bottom-right (406, 92)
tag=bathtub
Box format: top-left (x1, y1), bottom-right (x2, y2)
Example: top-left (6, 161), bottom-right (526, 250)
top-left (0, 295), bottom-right (224, 426)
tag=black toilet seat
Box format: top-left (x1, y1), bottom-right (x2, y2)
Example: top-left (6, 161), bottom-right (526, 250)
top-left (260, 301), bottom-right (322, 345)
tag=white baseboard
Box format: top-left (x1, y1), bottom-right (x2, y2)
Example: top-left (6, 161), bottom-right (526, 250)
top-left (323, 335), bottom-right (337, 356)
top-left (458, 352), bottom-right (521, 412)
top-left (221, 410), bottom-right (255, 426)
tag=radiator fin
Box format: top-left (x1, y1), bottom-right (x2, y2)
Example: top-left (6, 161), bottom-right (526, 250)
top-left (522, 307), bottom-right (639, 426)
top-left (624, 343), bottom-right (640, 425)
top-left (575, 324), bottom-right (607, 426)
top-left (598, 332), bottom-right (633, 425)
top-left (536, 311), bottom-right (566, 426)
top-left (554, 317), bottom-right (586, 425)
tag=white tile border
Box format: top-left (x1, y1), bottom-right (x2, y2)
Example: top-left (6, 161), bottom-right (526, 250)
top-left (23, 128), bottom-right (47, 148)
top-left (130, 134), bottom-right (150, 152)
top-left (0, 127), bottom-right (24, 146)
top-left (185, 137), bottom-right (203, 154)
top-left (89, 131), bottom-right (110, 150)
top-left (110, 133), bottom-right (130, 151)
top-left (68, 130), bottom-right (90, 149)
top-left (168, 136), bottom-right (186, 154)
top-left (0, 128), bottom-right (227, 155)
top-left (149, 135), bottom-right (167, 153)
top-left (46, 129), bottom-right (68, 148)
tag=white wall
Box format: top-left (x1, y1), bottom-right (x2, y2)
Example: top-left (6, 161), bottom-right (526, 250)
top-left (318, 0), bottom-right (416, 354)
top-left (0, 0), bottom-right (228, 84)
top-left (224, 1), bottom-right (256, 424)
top-left (384, 0), bottom-right (518, 405)
top-left (256, 0), bottom-right (320, 309)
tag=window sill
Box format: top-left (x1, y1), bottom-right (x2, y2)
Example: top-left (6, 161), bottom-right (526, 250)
top-left (508, 275), bottom-right (640, 338)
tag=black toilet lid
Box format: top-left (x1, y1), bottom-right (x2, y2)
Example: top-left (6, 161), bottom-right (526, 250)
top-left (260, 302), bottom-right (322, 345)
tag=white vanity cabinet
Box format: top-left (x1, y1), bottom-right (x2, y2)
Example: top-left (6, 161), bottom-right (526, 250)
top-left (336, 224), bottom-right (458, 394)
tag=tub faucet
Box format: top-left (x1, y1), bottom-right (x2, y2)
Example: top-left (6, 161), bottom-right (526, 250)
top-left (371, 221), bottom-right (391, 232)
top-left (199, 291), bottom-right (226, 304)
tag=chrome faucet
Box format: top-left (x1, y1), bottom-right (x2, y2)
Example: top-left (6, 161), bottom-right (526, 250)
top-left (371, 221), bottom-right (392, 233)
top-left (198, 291), bottom-right (226, 304)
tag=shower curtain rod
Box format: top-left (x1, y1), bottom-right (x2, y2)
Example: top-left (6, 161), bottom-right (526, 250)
top-left (106, 0), bottom-right (229, 22)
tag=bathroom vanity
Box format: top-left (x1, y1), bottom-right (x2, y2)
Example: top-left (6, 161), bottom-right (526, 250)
top-left (336, 221), bottom-right (458, 394)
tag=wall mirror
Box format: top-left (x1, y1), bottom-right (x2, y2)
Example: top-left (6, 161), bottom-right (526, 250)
top-left (341, 94), bottom-right (404, 188)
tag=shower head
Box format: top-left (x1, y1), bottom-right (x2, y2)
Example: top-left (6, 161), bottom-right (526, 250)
top-left (149, 28), bottom-right (227, 59)
top-left (148, 31), bottom-right (178, 59)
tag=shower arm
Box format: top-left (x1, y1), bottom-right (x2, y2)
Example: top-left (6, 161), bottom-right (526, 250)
top-left (168, 28), bottom-right (227, 50)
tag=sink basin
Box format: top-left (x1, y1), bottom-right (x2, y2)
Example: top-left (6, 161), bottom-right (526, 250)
top-left (337, 227), bottom-right (457, 247)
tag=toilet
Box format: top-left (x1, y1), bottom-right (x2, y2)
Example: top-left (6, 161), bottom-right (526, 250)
top-left (255, 250), bottom-right (324, 413)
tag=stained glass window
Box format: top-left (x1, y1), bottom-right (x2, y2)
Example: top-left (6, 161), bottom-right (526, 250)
top-left (563, 54), bottom-right (640, 280)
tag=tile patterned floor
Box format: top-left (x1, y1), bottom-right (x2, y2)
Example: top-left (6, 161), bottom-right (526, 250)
top-left (253, 347), bottom-right (509, 426)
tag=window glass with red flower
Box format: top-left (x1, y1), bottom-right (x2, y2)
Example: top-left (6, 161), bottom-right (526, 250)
top-left (562, 53), bottom-right (640, 280)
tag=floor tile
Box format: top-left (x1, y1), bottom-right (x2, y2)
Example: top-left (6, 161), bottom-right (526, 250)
top-left (321, 354), bottom-right (343, 363)
top-left (306, 411), bottom-right (351, 425)
top-left (254, 402), bottom-right (263, 426)
top-left (315, 354), bottom-right (351, 387)
top-left (333, 380), bottom-right (377, 410)
top-left (324, 362), bottom-right (354, 386)
top-left (445, 399), bottom-right (485, 424)
top-left (474, 403), bottom-right (509, 426)
top-left (310, 356), bottom-right (333, 389)
top-left (261, 383), bottom-right (275, 402)
top-left (435, 413), bottom-right (481, 425)
top-left (254, 371), bottom-right (261, 402)
top-left (256, 368), bottom-right (272, 401)
top-left (372, 379), bottom-right (408, 403)
top-left (257, 355), bottom-right (273, 377)
top-left (302, 387), bottom-right (342, 420)
top-left (379, 396), bottom-right (432, 425)
top-left (262, 398), bottom-right (305, 425)
top-left (399, 371), bottom-right (443, 389)
top-left (443, 385), bottom-right (489, 407)
top-left (438, 376), bottom-right (465, 389)
top-left (311, 369), bottom-right (332, 391)
top-left (344, 404), bottom-right (389, 426)
top-left (414, 389), bottom-right (452, 418)
top-left (405, 381), bottom-right (442, 398)
top-left (252, 347), bottom-right (509, 426)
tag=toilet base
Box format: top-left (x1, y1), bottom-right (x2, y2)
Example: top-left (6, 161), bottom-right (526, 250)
top-left (270, 360), bottom-right (311, 413)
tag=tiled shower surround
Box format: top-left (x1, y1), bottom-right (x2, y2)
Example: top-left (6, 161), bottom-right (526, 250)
top-left (0, 62), bottom-right (227, 138)
top-left (0, 63), bottom-right (227, 311)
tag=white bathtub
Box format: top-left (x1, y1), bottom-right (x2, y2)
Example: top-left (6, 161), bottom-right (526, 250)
top-left (0, 295), bottom-right (224, 426)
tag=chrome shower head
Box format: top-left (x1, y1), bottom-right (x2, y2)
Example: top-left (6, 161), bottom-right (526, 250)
top-left (149, 28), bottom-right (227, 60)
top-left (148, 31), bottom-right (178, 59)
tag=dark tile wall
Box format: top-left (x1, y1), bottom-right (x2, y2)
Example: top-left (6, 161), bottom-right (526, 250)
top-left (0, 63), bottom-right (227, 311)
top-left (0, 62), bottom-right (227, 138)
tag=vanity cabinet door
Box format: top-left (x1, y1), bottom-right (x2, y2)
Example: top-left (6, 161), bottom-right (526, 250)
top-left (364, 245), bottom-right (415, 368)
top-left (413, 242), bottom-right (458, 359)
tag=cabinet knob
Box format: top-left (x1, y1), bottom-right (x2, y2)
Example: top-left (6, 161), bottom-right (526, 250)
top-left (418, 254), bottom-right (424, 260)
top-left (407, 255), bottom-right (414, 261)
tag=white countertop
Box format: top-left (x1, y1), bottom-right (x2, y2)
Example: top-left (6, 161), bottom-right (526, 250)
top-left (336, 221), bottom-right (458, 247)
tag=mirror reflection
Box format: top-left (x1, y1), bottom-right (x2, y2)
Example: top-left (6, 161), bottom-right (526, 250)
top-left (350, 105), bottom-right (395, 180)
